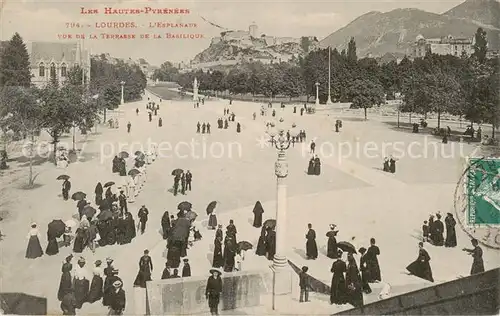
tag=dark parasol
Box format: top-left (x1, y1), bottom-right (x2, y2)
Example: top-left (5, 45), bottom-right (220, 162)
top-left (71, 191), bottom-right (86, 201)
top-left (97, 209), bottom-right (113, 221)
top-left (128, 168), bottom-right (141, 177)
top-left (171, 168), bottom-right (183, 176)
top-left (82, 205), bottom-right (97, 218)
top-left (237, 241), bottom-right (253, 251)
top-left (206, 201), bottom-right (217, 215)
top-left (337, 241), bottom-right (357, 254)
top-left (104, 181), bottom-right (115, 188)
top-left (47, 220), bottom-right (66, 238)
top-left (56, 175), bottom-right (70, 180)
top-left (185, 210), bottom-right (198, 221)
top-left (118, 151), bottom-right (129, 159)
top-left (177, 201), bottom-right (192, 211)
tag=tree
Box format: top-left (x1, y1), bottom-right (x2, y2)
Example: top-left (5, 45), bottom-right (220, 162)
top-left (0, 33), bottom-right (32, 87)
top-left (347, 37), bottom-right (357, 63)
top-left (347, 79), bottom-right (384, 119)
top-left (473, 27), bottom-right (488, 63)
top-left (300, 37), bottom-right (311, 53)
top-left (153, 61), bottom-right (179, 82)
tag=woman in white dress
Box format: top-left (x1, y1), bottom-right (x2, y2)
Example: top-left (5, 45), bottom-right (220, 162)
top-left (25, 223), bottom-right (43, 259)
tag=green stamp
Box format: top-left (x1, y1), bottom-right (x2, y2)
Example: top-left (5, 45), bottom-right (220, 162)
top-left (467, 158), bottom-right (500, 225)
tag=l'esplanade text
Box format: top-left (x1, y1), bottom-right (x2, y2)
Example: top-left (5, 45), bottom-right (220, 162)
top-left (81, 7), bottom-right (190, 14)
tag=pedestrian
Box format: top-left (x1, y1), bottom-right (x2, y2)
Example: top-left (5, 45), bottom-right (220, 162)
top-left (265, 227), bottom-right (276, 260)
top-left (305, 223), bottom-right (318, 260)
top-left (212, 236), bottom-right (224, 268)
top-left (310, 141), bottom-right (315, 154)
top-left (358, 248), bottom-right (372, 294)
top-left (118, 190), bottom-right (127, 215)
top-left (60, 288), bottom-right (77, 315)
top-left (252, 201), bottom-right (264, 228)
top-left (46, 223), bottom-right (60, 256)
top-left (346, 253), bottom-right (363, 307)
top-left (314, 155), bottom-right (321, 175)
top-left (161, 210), bottom-right (171, 240)
top-left (202, 123), bottom-right (206, 134)
top-left (58, 255), bottom-right (74, 301)
top-left (181, 173), bottom-right (186, 195)
top-left (88, 260), bottom-right (103, 303)
top-left (148, 112), bottom-right (152, 122)
top-left (206, 269), bottom-right (223, 315)
top-left (433, 213), bottom-right (444, 246)
top-left (95, 182), bottom-right (103, 206)
top-left (127, 122), bottom-right (131, 133)
top-left (326, 224), bottom-right (339, 259)
top-left (158, 117), bottom-right (163, 127)
top-left (197, 122), bottom-right (201, 133)
top-left (444, 213), bottom-right (457, 247)
top-left (108, 280), bottom-right (126, 315)
top-left (161, 262), bottom-right (171, 279)
top-left (136, 108), bottom-right (139, 115)
top-left (406, 242), bottom-right (433, 282)
top-left (422, 221), bottom-right (429, 242)
top-left (62, 178), bottom-right (71, 200)
top-left (114, 118), bottom-right (119, 129)
top-left (185, 170), bottom-right (192, 191)
top-left (182, 258), bottom-right (191, 277)
top-left (299, 266), bottom-right (310, 303)
top-left (463, 238), bottom-right (484, 275)
top-left (173, 174), bottom-right (180, 196)
top-left (88, 219), bottom-right (99, 253)
top-left (365, 238), bottom-right (381, 282)
top-left (133, 249), bottom-right (153, 288)
top-left (73, 257), bottom-right (90, 309)
top-left (138, 205), bottom-right (149, 234)
top-left (389, 155), bottom-right (397, 173)
top-left (236, 122), bottom-right (241, 133)
top-left (207, 123), bottom-right (211, 134)
top-left (330, 250), bottom-right (348, 305)
top-left (26, 223), bottom-right (43, 259)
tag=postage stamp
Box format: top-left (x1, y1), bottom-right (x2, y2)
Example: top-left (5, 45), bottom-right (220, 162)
top-left (466, 157), bottom-right (500, 225)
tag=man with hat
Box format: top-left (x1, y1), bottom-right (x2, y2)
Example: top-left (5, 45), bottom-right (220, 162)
top-left (206, 268), bottom-right (223, 315)
top-left (326, 224), bottom-right (339, 259)
top-left (118, 190), bottom-right (127, 216)
top-left (182, 258), bottom-right (191, 277)
top-left (137, 205), bottom-right (149, 235)
top-left (108, 280), bottom-right (126, 315)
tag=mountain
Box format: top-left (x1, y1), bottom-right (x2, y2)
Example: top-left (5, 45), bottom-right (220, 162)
top-left (320, 0), bottom-right (500, 57)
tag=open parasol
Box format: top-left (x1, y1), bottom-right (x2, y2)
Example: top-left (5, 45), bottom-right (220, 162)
top-left (135, 151), bottom-right (144, 156)
top-left (71, 191), bottom-right (86, 201)
top-left (337, 241), bottom-right (357, 254)
top-left (128, 168), bottom-right (141, 177)
top-left (118, 151), bottom-right (129, 159)
top-left (97, 209), bottom-right (113, 221)
top-left (47, 220), bottom-right (66, 238)
top-left (171, 168), bottom-right (183, 176)
top-left (56, 175), bottom-right (70, 180)
top-left (104, 181), bottom-right (115, 188)
top-left (206, 201), bottom-right (217, 215)
top-left (185, 210), bottom-right (198, 221)
top-left (177, 201), bottom-right (192, 211)
top-left (237, 241), bottom-right (253, 251)
top-left (82, 205), bottom-right (97, 218)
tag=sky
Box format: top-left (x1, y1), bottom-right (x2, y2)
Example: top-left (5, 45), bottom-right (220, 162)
top-left (0, 0), bottom-right (466, 65)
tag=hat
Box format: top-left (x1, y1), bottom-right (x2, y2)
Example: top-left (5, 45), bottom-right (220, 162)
top-left (106, 257), bottom-right (113, 263)
top-left (301, 266), bottom-right (309, 273)
top-left (112, 269), bottom-right (119, 274)
top-left (65, 254), bottom-right (73, 261)
top-left (447, 212), bottom-right (453, 216)
top-left (183, 258), bottom-right (189, 262)
top-left (358, 247), bottom-right (367, 254)
top-left (95, 260), bottom-right (102, 266)
top-left (30, 222), bottom-right (37, 228)
top-left (330, 224), bottom-right (337, 229)
top-left (112, 280), bottom-right (123, 287)
top-left (78, 257), bottom-right (86, 264)
top-left (209, 268), bottom-right (221, 275)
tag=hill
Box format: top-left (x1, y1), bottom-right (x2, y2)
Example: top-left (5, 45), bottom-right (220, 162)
top-left (320, 0), bottom-right (500, 57)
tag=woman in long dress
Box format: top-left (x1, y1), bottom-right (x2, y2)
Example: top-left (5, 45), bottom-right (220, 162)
top-left (72, 227), bottom-right (88, 253)
top-left (95, 182), bottom-right (103, 206)
top-left (314, 156), bottom-right (321, 175)
top-left (330, 251), bottom-right (348, 305)
top-left (161, 210), bottom-right (171, 239)
top-left (58, 255), bottom-right (74, 301)
top-left (73, 257), bottom-right (90, 309)
top-left (358, 248), bottom-right (372, 294)
top-left (255, 229), bottom-right (267, 256)
top-left (345, 254), bottom-right (364, 307)
top-left (406, 242), bottom-right (434, 282)
top-left (444, 213), bottom-right (457, 247)
top-left (463, 238), bottom-right (485, 275)
top-left (326, 225), bottom-right (339, 259)
top-left (46, 228), bottom-right (59, 256)
top-left (305, 224), bottom-right (318, 260)
top-left (26, 223), bottom-right (43, 259)
top-left (88, 260), bottom-right (103, 303)
top-left (307, 158), bottom-right (315, 175)
top-left (252, 201), bottom-right (264, 228)
top-left (208, 210), bottom-right (218, 230)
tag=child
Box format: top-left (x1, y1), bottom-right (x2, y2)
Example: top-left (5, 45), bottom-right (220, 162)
top-left (299, 266), bottom-right (310, 303)
top-left (193, 227), bottom-right (202, 241)
top-left (422, 221), bottom-right (429, 242)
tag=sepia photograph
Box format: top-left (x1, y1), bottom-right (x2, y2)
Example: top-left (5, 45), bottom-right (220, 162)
top-left (0, 0), bottom-right (499, 315)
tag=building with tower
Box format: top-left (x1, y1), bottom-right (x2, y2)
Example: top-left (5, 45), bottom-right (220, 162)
top-left (412, 34), bottom-right (474, 58)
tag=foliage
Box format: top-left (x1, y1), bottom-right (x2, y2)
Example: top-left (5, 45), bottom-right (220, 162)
top-left (152, 61), bottom-right (179, 82)
top-left (347, 79), bottom-right (384, 119)
top-left (473, 27), bottom-right (488, 63)
top-left (0, 33), bottom-right (32, 87)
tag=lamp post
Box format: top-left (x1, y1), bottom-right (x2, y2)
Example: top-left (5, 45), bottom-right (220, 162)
top-left (120, 81), bottom-right (125, 105)
top-left (326, 47), bottom-right (333, 105)
top-left (266, 118), bottom-right (300, 310)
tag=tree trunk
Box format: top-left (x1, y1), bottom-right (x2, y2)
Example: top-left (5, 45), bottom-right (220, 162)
top-left (103, 108), bottom-right (107, 123)
top-left (72, 126), bottom-right (76, 151)
top-left (52, 133), bottom-right (58, 166)
top-left (28, 134), bottom-right (35, 186)
top-left (364, 107), bottom-right (367, 120)
top-left (437, 110), bottom-right (441, 130)
top-left (409, 113), bottom-right (412, 124)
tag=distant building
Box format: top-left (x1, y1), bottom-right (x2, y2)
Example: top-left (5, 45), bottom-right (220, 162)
top-left (28, 41), bottom-right (90, 87)
top-left (376, 52), bottom-right (406, 65)
top-left (412, 34), bottom-right (474, 58)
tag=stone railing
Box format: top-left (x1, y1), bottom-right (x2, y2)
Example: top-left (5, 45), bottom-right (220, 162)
top-left (146, 269), bottom-right (272, 315)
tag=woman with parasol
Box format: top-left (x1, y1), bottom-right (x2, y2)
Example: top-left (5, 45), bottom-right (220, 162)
top-left (25, 223), bottom-right (43, 259)
top-left (206, 201), bottom-right (218, 230)
top-left (326, 224), bottom-right (339, 259)
top-left (205, 268), bottom-right (223, 315)
top-left (46, 219), bottom-right (65, 255)
top-left (58, 255), bottom-right (73, 301)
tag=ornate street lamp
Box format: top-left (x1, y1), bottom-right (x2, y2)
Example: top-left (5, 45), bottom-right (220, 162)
top-left (120, 81), bottom-right (125, 105)
top-left (265, 117), bottom-right (300, 310)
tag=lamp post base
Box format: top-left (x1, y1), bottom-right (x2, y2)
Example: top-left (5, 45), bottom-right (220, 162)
top-left (270, 263), bottom-right (292, 311)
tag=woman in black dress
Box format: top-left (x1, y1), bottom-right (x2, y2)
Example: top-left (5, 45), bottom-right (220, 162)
top-left (345, 254), bottom-right (363, 307)
top-left (134, 250), bottom-right (153, 288)
top-left (255, 228), bottom-right (267, 256)
top-left (330, 251), bottom-right (348, 305)
top-left (326, 225), bottom-right (339, 259)
top-left (88, 260), bottom-right (103, 303)
top-left (206, 269), bottom-right (223, 315)
top-left (25, 223), bottom-right (43, 259)
top-left (212, 236), bottom-right (224, 268)
top-left (95, 182), bottom-right (103, 206)
top-left (406, 242), bottom-right (434, 282)
top-left (305, 223), bottom-right (318, 260)
top-left (252, 201), bottom-right (264, 228)
top-left (265, 227), bottom-right (276, 260)
top-left (445, 213), bottom-right (457, 247)
top-left (389, 155), bottom-right (397, 174)
top-left (46, 228), bottom-right (59, 256)
top-left (358, 248), bottom-right (372, 294)
top-left (314, 156), bottom-right (321, 175)
top-left (161, 210), bottom-right (171, 239)
top-left (307, 158), bottom-right (315, 175)
top-left (58, 255), bottom-right (74, 301)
